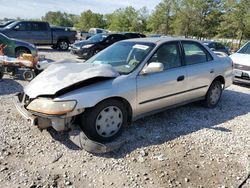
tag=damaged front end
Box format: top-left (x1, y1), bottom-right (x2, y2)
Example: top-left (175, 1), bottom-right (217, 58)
top-left (13, 61), bottom-right (124, 153)
top-left (14, 92), bottom-right (84, 131)
top-left (14, 92), bottom-right (124, 153)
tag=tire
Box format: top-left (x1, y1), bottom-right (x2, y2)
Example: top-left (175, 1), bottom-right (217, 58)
top-left (15, 48), bottom-right (30, 57)
top-left (203, 80), bottom-right (222, 108)
top-left (57, 40), bottom-right (69, 50)
top-left (23, 70), bottom-right (36, 81)
top-left (0, 68), bottom-right (3, 79)
top-left (80, 99), bottom-right (128, 143)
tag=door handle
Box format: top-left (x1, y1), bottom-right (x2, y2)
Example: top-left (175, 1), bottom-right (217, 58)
top-left (177, 75), bottom-right (185, 82)
top-left (210, 69), bottom-right (214, 73)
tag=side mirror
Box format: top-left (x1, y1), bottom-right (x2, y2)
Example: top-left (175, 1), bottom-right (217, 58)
top-left (141, 62), bottom-right (164, 75)
top-left (13, 26), bottom-right (20, 31)
top-left (210, 48), bottom-right (216, 51)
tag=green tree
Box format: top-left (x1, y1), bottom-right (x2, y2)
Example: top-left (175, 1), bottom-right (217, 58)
top-left (147, 0), bottom-right (176, 35)
top-left (74, 10), bottom-right (106, 31)
top-left (107, 6), bottom-right (148, 32)
top-left (218, 0), bottom-right (250, 47)
top-left (42, 11), bottom-right (79, 27)
top-left (172, 0), bottom-right (224, 38)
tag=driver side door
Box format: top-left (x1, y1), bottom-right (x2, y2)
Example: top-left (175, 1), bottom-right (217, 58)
top-left (136, 42), bottom-right (188, 115)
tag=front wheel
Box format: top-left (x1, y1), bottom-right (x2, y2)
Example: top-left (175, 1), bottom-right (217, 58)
top-left (203, 80), bottom-right (222, 108)
top-left (57, 40), bottom-right (69, 50)
top-left (80, 99), bottom-right (128, 143)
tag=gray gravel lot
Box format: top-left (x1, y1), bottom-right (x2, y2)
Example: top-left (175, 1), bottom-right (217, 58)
top-left (0, 47), bottom-right (250, 188)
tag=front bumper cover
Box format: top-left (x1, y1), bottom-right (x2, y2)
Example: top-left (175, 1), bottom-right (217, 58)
top-left (13, 93), bottom-right (37, 126)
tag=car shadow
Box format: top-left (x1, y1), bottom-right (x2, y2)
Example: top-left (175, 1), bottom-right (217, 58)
top-left (233, 82), bottom-right (250, 89)
top-left (37, 47), bottom-right (69, 53)
top-left (0, 78), bottom-right (23, 95)
top-left (47, 128), bottom-right (80, 150)
top-left (39, 89), bottom-right (250, 157)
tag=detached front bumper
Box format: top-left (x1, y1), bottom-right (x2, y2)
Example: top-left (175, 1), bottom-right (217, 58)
top-left (13, 93), bottom-right (37, 126)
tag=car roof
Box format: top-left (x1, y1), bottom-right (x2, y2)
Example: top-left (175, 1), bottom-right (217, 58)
top-left (124, 37), bottom-right (202, 45)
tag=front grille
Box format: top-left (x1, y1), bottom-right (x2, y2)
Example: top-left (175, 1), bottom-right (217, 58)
top-left (18, 92), bottom-right (24, 102)
top-left (234, 63), bottom-right (250, 71)
top-left (18, 92), bottom-right (32, 106)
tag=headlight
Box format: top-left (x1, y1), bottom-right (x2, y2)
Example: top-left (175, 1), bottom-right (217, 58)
top-left (81, 44), bottom-right (94, 49)
top-left (27, 98), bottom-right (77, 115)
top-left (29, 43), bottom-right (36, 48)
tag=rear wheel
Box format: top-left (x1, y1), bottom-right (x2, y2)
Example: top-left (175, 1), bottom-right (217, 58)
top-left (204, 80), bottom-right (222, 108)
top-left (80, 99), bottom-right (127, 142)
top-left (57, 40), bottom-right (69, 50)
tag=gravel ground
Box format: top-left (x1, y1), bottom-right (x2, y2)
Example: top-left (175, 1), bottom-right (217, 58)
top-left (0, 47), bottom-right (250, 188)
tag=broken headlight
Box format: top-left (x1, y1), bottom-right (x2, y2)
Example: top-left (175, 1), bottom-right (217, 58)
top-left (81, 44), bottom-right (94, 49)
top-left (27, 98), bottom-right (77, 115)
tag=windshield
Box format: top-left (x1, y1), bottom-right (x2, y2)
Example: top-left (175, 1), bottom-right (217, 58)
top-left (5, 21), bottom-right (18, 29)
top-left (238, 41), bottom-right (250, 55)
top-left (87, 41), bottom-right (155, 74)
top-left (87, 34), bottom-right (108, 43)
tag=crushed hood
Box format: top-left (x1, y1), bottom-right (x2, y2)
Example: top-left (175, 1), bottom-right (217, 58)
top-left (24, 60), bottom-right (119, 98)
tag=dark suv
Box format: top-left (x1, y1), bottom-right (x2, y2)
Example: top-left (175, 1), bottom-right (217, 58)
top-left (202, 41), bottom-right (230, 55)
top-left (120, 32), bottom-right (146, 38)
top-left (70, 33), bottom-right (128, 59)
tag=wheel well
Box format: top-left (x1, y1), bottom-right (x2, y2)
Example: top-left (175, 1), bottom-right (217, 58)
top-left (213, 76), bottom-right (225, 88)
top-left (15, 47), bottom-right (31, 54)
top-left (57, 38), bottom-right (69, 43)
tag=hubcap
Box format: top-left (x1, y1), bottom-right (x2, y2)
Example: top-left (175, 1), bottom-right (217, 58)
top-left (59, 41), bottom-right (68, 50)
top-left (95, 106), bottom-right (123, 138)
top-left (210, 84), bottom-right (221, 105)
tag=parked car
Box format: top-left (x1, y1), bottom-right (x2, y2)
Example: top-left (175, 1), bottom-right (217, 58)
top-left (70, 33), bottom-right (128, 59)
top-left (15, 38), bottom-right (233, 143)
top-left (147, 34), bottom-right (162, 38)
top-left (120, 32), bottom-right (146, 38)
top-left (202, 41), bottom-right (230, 55)
top-left (0, 20), bottom-right (16, 28)
top-left (230, 40), bottom-right (250, 84)
top-left (0, 21), bottom-right (76, 50)
top-left (0, 33), bottom-right (37, 57)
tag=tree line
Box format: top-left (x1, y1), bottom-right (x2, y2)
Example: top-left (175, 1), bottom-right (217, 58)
top-left (40, 0), bottom-right (250, 46)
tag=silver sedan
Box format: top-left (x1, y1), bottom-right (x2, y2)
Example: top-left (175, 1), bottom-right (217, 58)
top-left (15, 38), bottom-right (233, 143)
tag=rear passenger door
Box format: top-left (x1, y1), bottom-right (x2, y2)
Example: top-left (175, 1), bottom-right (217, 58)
top-left (29, 22), bottom-right (51, 44)
top-left (182, 41), bottom-right (215, 99)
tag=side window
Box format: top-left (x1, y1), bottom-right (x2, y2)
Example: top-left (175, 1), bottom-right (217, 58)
top-left (216, 43), bottom-right (224, 49)
top-left (148, 43), bottom-right (181, 70)
top-left (183, 42), bottom-right (213, 65)
top-left (14, 22), bottom-right (28, 31)
top-left (107, 35), bottom-right (123, 43)
top-left (31, 23), bottom-right (47, 31)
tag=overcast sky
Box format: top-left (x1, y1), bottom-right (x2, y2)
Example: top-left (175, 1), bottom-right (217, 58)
top-left (0, 0), bottom-right (162, 19)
